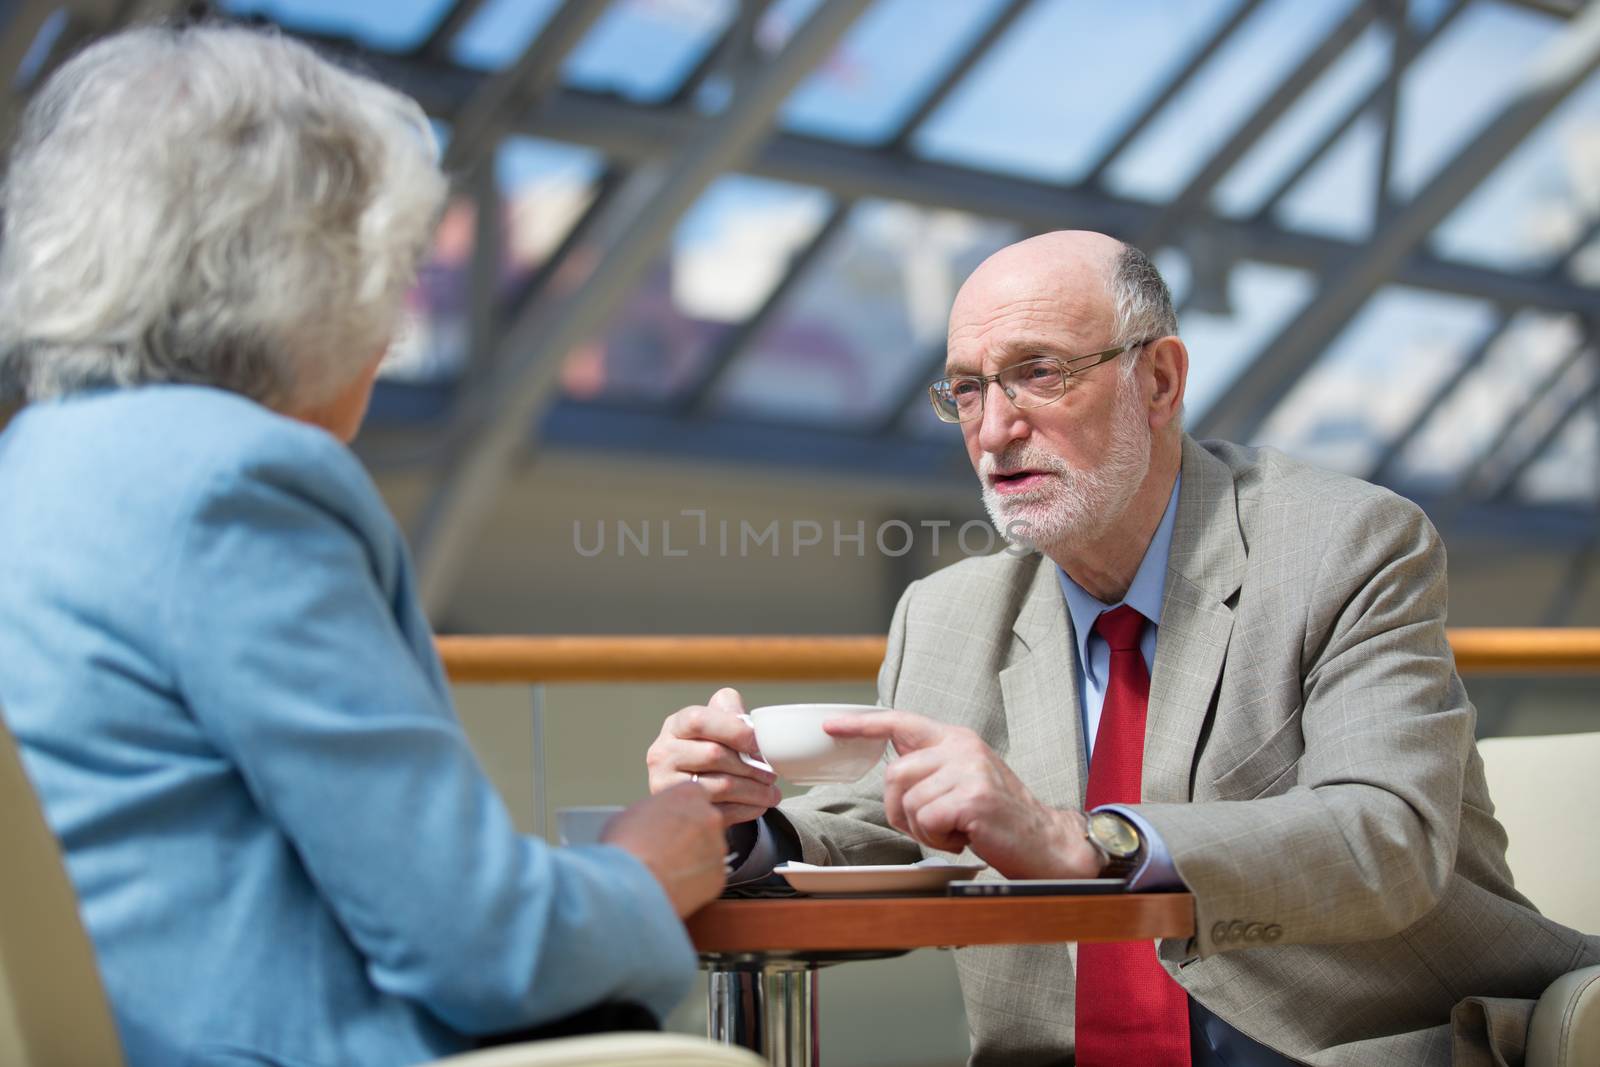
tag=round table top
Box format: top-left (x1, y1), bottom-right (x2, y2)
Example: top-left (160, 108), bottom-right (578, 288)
top-left (687, 892), bottom-right (1194, 955)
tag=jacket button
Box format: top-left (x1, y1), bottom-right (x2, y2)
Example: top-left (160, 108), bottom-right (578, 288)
top-left (1227, 921), bottom-right (1247, 943)
top-left (1244, 923), bottom-right (1263, 942)
top-left (1211, 921), bottom-right (1229, 943)
top-left (1263, 925), bottom-right (1283, 942)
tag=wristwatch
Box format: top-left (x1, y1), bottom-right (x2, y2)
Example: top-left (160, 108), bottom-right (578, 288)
top-left (1085, 810), bottom-right (1144, 880)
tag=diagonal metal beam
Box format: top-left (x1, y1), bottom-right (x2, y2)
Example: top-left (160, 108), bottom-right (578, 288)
top-left (1082, 0), bottom-right (1267, 187)
top-left (1197, 2), bottom-right (1600, 443)
top-left (440, 0), bottom-right (608, 177)
top-left (1369, 219), bottom-right (1600, 484)
top-left (1252, 0), bottom-right (1467, 222)
top-left (885, 0), bottom-right (1033, 152)
top-left (1484, 357), bottom-right (1599, 502)
top-left (1453, 335), bottom-right (1592, 501)
top-left (679, 0), bottom-right (1036, 420)
top-left (410, 0), bottom-right (872, 616)
top-left (417, 0), bottom-right (492, 62)
top-left (1136, 0), bottom-right (1381, 250)
top-left (680, 201), bottom-right (850, 414)
top-left (1366, 310), bottom-right (1514, 485)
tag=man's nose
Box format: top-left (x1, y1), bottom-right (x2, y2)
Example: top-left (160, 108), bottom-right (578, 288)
top-left (975, 381), bottom-right (1028, 454)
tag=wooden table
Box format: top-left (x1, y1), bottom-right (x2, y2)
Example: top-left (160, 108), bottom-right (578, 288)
top-left (687, 893), bottom-right (1194, 1066)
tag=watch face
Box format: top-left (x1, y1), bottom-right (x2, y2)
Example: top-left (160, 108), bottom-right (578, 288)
top-left (1089, 812), bottom-right (1140, 858)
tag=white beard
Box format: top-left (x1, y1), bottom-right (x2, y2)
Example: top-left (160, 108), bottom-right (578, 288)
top-left (979, 373), bottom-right (1152, 553)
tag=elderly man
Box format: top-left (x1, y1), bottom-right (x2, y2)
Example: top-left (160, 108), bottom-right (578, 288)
top-left (648, 231), bottom-right (1600, 1066)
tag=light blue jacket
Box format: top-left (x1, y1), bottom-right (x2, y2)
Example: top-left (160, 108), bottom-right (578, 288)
top-left (0, 385), bottom-right (696, 1067)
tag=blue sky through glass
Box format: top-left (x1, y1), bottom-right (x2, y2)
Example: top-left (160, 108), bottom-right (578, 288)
top-left (778, 0), bottom-right (1005, 143)
top-left (449, 0), bottom-right (562, 69)
top-left (910, 0), bottom-right (1242, 183)
top-left (216, 0), bottom-right (449, 50)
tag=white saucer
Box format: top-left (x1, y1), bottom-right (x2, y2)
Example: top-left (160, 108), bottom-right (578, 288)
top-left (775, 861), bottom-right (987, 895)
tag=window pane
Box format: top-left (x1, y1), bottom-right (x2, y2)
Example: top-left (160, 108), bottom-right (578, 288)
top-left (1273, 112), bottom-right (1383, 240)
top-left (497, 137), bottom-right (606, 288)
top-left (563, 0), bottom-right (734, 103)
top-left (1213, 23), bottom-right (1391, 217)
top-left (712, 201), bottom-right (1017, 426)
top-left (1515, 405), bottom-right (1599, 507)
top-left (779, 0), bottom-right (1008, 143)
top-left (1255, 287), bottom-right (1499, 474)
top-left (216, 0), bottom-right (451, 50)
top-left (1392, 310), bottom-right (1586, 490)
top-left (1431, 67), bottom-right (1600, 272)
top-left (1389, 0), bottom-right (1562, 198)
top-left (561, 176), bottom-right (834, 404)
top-left (450, 0), bottom-right (563, 70)
top-left (1179, 261), bottom-right (1319, 424)
top-left (381, 137), bottom-right (604, 385)
top-left (911, 0), bottom-right (1244, 183)
top-left (1105, 0), bottom-right (1361, 202)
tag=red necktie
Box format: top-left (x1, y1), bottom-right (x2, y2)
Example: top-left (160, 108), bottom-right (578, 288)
top-left (1074, 605), bottom-right (1190, 1066)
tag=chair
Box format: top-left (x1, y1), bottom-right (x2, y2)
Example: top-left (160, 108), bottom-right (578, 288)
top-left (0, 710), bottom-right (760, 1067)
top-left (1477, 731), bottom-right (1600, 1067)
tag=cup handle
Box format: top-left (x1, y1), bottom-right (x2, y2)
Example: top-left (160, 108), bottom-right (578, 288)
top-left (737, 714), bottom-right (774, 774)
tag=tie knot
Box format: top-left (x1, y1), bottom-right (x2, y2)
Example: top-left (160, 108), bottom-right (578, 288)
top-left (1093, 604), bottom-right (1146, 652)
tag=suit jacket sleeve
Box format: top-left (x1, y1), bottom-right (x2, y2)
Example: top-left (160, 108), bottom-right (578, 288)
top-left (163, 447), bottom-right (696, 1034)
top-left (1133, 491), bottom-right (1473, 958)
top-left (773, 579), bottom-right (925, 867)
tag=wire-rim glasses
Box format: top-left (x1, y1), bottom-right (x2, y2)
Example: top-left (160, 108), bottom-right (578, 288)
top-left (927, 341), bottom-right (1151, 424)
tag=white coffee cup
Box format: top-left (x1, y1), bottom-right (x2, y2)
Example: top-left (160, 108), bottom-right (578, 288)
top-left (556, 805), bottom-right (624, 846)
top-left (740, 704), bottom-right (887, 785)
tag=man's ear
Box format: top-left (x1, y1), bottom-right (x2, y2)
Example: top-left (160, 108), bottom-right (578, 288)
top-left (1146, 336), bottom-right (1188, 430)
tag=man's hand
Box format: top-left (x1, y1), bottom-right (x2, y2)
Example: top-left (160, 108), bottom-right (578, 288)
top-left (601, 782), bottom-right (727, 918)
top-left (825, 711), bottom-right (1103, 879)
top-left (646, 687), bottom-right (782, 827)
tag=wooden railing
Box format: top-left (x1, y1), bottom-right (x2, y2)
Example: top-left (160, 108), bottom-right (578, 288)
top-left (436, 629), bottom-right (1600, 684)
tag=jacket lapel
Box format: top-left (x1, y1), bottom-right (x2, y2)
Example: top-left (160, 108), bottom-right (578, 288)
top-left (999, 557), bottom-right (1089, 809)
top-left (1143, 436), bottom-right (1247, 804)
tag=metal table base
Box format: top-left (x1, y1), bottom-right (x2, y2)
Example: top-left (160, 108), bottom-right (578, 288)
top-left (702, 950), bottom-right (907, 1066)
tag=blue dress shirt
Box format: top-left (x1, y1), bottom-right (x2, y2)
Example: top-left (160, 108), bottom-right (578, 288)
top-left (1055, 476), bottom-right (1183, 891)
top-left (0, 386), bottom-right (696, 1067)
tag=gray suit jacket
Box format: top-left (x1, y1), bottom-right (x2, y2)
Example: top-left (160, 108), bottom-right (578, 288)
top-left (777, 436), bottom-right (1600, 1066)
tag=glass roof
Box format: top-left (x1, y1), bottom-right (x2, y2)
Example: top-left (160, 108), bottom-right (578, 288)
top-left (1212, 22), bottom-right (1391, 218)
top-left (381, 137), bottom-right (604, 385)
top-left (1105, 0), bottom-right (1361, 203)
top-left (1256, 286), bottom-right (1499, 476)
top-left (909, 0), bottom-right (1243, 184)
top-left (1388, 2), bottom-right (1563, 199)
top-left (1431, 67), bottom-right (1600, 272)
top-left (1389, 310), bottom-right (1584, 490)
top-left (1179, 261), bottom-right (1319, 423)
top-left (562, 0), bottom-right (734, 103)
top-left (1273, 112), bottom-right (1384, 240)
top-left (711, 200), bottom-right (1016, 427)
top-left (1516, 405), bottom-right (1599, 507)
top-left (190, 0), bottom-right (1596, 517)
top-left (560, 175), bottom-right (834, 404)
top-left (778, 0), bottom-right (1006, 144)
top-left (215, 0), bottom-right (450, 51)
top-left (449, 0), bottom-right (562, 70)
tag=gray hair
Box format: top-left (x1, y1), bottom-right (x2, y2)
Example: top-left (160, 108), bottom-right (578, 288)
top-left (0, 23), bottom-right (447, 411)
top-left (1108, 242), bottom-right (1178, 370)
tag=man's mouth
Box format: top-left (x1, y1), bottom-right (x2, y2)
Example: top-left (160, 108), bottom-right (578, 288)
top-left (988, 469), bottom-right (1051, 495)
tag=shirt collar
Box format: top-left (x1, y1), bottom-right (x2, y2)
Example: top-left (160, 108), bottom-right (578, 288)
top-left (1057, 474), bottom-right (1182, 662)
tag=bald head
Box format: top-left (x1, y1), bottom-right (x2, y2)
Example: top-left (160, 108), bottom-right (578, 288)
top-left (945, 231), bottom-right (1177, 377)
top-left (947, 231), bottom-right (1123, 354)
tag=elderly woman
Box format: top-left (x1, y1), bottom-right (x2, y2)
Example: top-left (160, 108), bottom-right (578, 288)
top-left (0, 24), bottom-right (728, 1067)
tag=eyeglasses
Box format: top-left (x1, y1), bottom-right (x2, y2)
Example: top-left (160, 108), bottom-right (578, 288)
top-left (928, 341), bottom-right (1151, 424)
